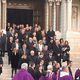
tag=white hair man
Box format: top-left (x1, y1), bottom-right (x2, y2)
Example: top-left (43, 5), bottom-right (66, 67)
top-left (13, 63), bottom-right (34, 80)
top-left (21, 63), bottom-right (28, 70)
top-left (57, 61), bottom-right (73, 80)
top-left (46, 65), bottom-right (56, 80)
top-left (47, 65), bottom-right (53, 72)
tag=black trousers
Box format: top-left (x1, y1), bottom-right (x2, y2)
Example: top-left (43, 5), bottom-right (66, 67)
top-left (0, 50), bottom-right (2, 57)
top-left (0, 67), bottom-right (2, 75)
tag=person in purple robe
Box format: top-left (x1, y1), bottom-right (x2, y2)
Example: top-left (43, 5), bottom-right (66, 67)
top-left (60, 75), bottom-right (73, 80)
top-left (75, 68), bottom-right (80, 80)
top-left (39, 75), bottom-right (46, 80)
top-left (45, 64), bottom-right (56, 80)
top-left (58, 66), bottom-right (73, 80)
top-left (12, 63), bottom-right (34, 80)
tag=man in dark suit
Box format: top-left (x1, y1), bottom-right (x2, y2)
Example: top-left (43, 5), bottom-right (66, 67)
top-left (29, 50), bottom-right (38, 65)
top-left (12, 38), bottom-right (21, 50)
top-left (19, 43), bottom-right (29, 57)
top-left (28, 61), bottom-right (35, 79)
top-left (46, 27), bottom-right (55, 44)
top-left (1, 31), bottom-right (6, 56)
top-left (7, 36), bottom-right (13, 64)
top-left (53, 39), bottom-right (62, 64)
top-left (27, 37), bottom-right (34, 51)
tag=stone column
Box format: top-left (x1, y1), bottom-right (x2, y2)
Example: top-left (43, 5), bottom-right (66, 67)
top-left (60, 0), bottom-right (67, 34)
top-left (48, 0), bottom-right (53, 29)
top-left (45, 0), bottom-right (49, 31)
top-left (2, 0), bottom-right (7, 30)
top-left (53, 1), bottom-right (56, 31)
top-left (56, 0), bottom-right (61, 31)
top-left (66, 0), bottom-right (72, 31)
top-left (0, 0), bottom-right (1, 30)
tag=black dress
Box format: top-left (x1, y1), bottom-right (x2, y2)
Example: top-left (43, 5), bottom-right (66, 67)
top-left (11, 52), bottom-right (19, 69)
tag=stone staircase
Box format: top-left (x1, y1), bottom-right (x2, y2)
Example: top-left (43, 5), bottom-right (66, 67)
top-left (0, 52), bottom-right (80, 79)
top-left (70, 52), bottom-right (80, 77)
top-left (66, 31), bottom-right (80, 77)
top-left (0, 54), bottom-right (12, 80)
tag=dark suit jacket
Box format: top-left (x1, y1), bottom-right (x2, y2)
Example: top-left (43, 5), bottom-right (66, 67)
top-left (12, 42), bottom-right (21, 50)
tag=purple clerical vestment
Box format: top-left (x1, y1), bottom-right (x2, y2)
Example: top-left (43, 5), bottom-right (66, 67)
top-left (58, 70), bottom-right (73, 80)
top-left (39, 74), bottom-right (56, 80)
top-left (12, 69), bottom-right (34, 80)
top-left (39, 76), bottom-right (46, 80)
top-left (59, 75), bottom-right (73, 80)
top-left (45, 72), bottom-right (56, 80)
top-left (75, 68), bottom-right (80, 79)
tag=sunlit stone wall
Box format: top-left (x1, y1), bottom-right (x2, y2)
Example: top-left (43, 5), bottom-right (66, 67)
top-left (65, 0), bottom-right (80, 76)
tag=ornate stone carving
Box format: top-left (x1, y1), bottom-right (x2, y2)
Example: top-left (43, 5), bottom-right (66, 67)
top-left (72, 6), bottom-right (78, 19)
top-left (48, 0), bottom-right (54, 6)
top-left (67, 0), bottom-right (72, 2)
top-left (55, 0), bottom-right (61, 5)
top-left (2, 0), bottom-right (6, 4)
top-left (72, 6), bottom-right (78, 31)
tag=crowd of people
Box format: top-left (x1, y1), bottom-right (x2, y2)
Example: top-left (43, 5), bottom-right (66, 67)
top-left (0, 23), bottom-right (80, 80)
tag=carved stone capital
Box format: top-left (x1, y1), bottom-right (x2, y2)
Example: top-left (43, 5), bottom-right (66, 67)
top-left (48, 0), bottom-right (54, 2)
top-left (55, 0), bottom-right (61, 5)
top-left (49, 2), bottom-right (53, 6)
top-left (2, 0), bottom-right (6, 4)
top-left (55, 0), bottom-right (61, 2)
top-left (67, 0), bottom-right (72, 3)
top-left (56, 1), bottom-right (61, 5)
top-left (48, 0), bottom-right (54, 6)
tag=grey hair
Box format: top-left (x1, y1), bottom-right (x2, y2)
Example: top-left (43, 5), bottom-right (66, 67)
top-left (47, 65), bottom-right (53, 71)
top-left (21, 63), bottom-right (28, 70)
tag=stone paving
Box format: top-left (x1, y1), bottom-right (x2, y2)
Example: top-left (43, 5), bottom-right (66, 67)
top-left (0, 54), bottom-right (12, 80)
top-left (0, 53), bottom-right (80, 80)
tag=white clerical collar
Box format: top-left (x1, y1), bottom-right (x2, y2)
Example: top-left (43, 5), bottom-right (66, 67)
top-left (60, 71), bottom-right (69, 77)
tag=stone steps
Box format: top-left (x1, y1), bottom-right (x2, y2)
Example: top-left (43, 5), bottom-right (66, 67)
top-left (0, 52), bottom-right (80, 79)
top-left (0, 54), bottom-right (12, 80)
top-left (69, 52), bottom-right (80, 77)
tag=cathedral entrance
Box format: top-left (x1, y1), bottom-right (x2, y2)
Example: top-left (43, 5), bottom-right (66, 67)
top-left (6, 0), bottom-right (45, 29)
top-left (7, 9), bottom-right (33, 26)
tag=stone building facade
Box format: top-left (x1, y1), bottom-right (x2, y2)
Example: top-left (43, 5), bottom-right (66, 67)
top-left (0, 0), bottom-right (80, 74)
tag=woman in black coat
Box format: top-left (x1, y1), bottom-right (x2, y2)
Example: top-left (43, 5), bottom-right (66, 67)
top-left (11, 48), bottom-right (19, 77)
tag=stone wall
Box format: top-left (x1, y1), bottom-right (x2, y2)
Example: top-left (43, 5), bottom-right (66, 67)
top-left (66, 31), bottom-right (80, 76)
top-left (72, 0), bottom-right (80, 31)
top-left (60, 0), bottom-right (80, 76)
